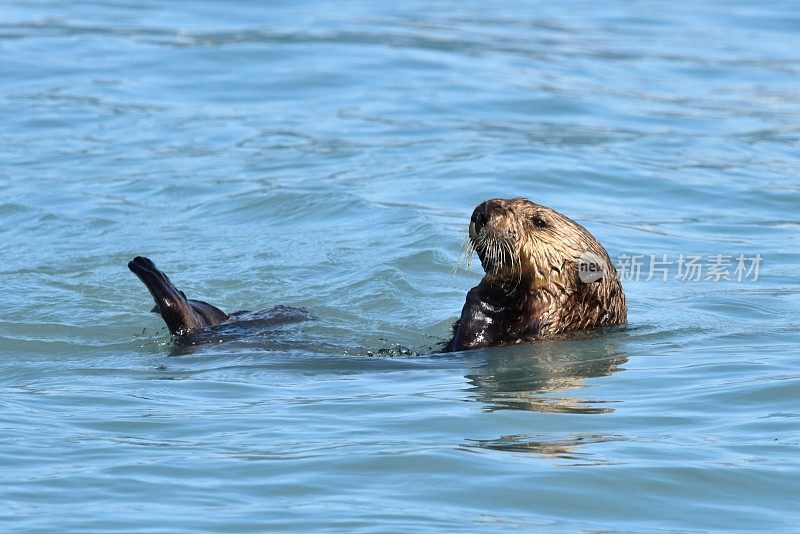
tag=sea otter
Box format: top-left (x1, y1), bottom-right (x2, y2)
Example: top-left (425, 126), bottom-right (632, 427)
top-left (129, 198), bottom-right (625, 350)
top-left (443, 198), bottom-right (626, 352)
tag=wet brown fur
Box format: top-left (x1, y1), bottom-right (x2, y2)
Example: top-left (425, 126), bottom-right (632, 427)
top-left (444, 198), bottom-right (626, 352)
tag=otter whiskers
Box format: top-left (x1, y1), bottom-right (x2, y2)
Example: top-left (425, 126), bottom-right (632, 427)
top-left (456, 231), bottom-right (477, 273)
top-left (456, 229), bottom-right (523, 292)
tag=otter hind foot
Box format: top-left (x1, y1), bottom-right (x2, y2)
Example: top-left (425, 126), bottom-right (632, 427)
top-left (128, 256), bottom-right (229, 335)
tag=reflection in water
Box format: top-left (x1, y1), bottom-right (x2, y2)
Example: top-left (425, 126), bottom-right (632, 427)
top-left (466, 333), bottom-right (628, 413)
top-left (464, 332), bottom-right (628, 457)
top-left (464, 433), bottom-right (627, 461)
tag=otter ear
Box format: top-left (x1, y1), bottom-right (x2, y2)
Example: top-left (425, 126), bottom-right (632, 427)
top-left (576, 252), bottom-right (605, 284)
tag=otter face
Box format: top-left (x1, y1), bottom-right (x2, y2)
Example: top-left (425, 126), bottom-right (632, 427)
top-left (468, 197), bottom-right (607, 290)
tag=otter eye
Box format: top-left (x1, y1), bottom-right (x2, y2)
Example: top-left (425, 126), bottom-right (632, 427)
top-left (531, 216), bottom-right (548, 228)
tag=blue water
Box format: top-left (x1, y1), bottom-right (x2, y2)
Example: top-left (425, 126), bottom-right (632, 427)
top-left (2, 1), bottom-right (800, 531)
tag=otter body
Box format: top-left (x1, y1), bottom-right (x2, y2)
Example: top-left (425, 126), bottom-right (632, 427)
top-left (445, 198), bottom-right (626, 352)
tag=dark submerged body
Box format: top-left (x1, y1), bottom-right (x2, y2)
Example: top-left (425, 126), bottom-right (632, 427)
top-left (128, 256), bottom-right (307, 336)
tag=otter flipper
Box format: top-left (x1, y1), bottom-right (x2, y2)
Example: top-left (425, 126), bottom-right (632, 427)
top-left (128, 256), bottom-right (229, 335)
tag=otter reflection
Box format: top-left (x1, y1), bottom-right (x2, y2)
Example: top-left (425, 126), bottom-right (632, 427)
top-left (466, 332), bottom-right (627, 413)
top-left (463, 332), bottom-right (628, 457)
top-left (464, 433), bottom-right (627, 461)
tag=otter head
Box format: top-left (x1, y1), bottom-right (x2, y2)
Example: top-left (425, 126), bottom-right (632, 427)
top-left (469, 197), bottom-right (615, 294)
top-left (446, 197), bottom-right (626, 351)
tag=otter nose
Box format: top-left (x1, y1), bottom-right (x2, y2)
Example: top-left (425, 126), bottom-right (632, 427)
top-left (471, 199), bottom-right (505, 234)
top-left (472, 203), bottom-right (490, 234)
